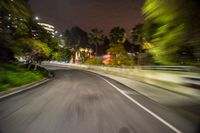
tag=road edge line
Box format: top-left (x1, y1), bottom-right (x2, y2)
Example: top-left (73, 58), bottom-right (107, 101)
top-left (96, 74), bottom-right (182, 133)
top-left (0, 78), bottom-right (51, 100)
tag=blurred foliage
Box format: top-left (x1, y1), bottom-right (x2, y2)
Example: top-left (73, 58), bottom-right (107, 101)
top-left (137, 52), bottom-right (155, 66)
top-left (109, 55), bottom-right (135, 66)
top-left (107, 44), bottom-right (135, 66)
top-left (14, 38), bottom-right (51, 62)
top-left (27, 20), bottom-right (61, 61)
top-left (0, 0), bottom-right (62, 65)
top-left (0, 0), bottom-right (31, 18)
top-left (131, 24), bottom-right (155, 66)
top-left (131, 24), bottom-right (144, 45)
top-left (52, 48), bottom-right (72, 62)
top-left (79, 51), bottom-right (88, 63)
top-left (107, 27), bottom-right (135, 66)
top-left (0, 0), bottom-right (32, 62)
top-left (84, 57), bottom-right (103, 65)
top-left (107, 43), bottom-right (127, 55)
top-left (28, 20), bottom-right (57, 48)
top-left (64, 26), bottom-right (89, 50)
top-left (51, 52), bottom-right (64, 61)
top-left (109, 27), bottom-right (126, 44)
top-left (131, 24), bottom-right (145, 53)
top-left (64, 26), bottom-right (89, 63)
top-left (88, 28), bottom-right (104, 55)
top-left (143, 0), bottom-right (200, 66)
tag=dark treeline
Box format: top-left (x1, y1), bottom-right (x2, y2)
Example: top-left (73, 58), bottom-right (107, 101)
top-left (62, 26), bottom-right (148, 65)
top-left (0, 0), bottom-right (63, 69)
top-left (1, 0), bottom-right (199, 66)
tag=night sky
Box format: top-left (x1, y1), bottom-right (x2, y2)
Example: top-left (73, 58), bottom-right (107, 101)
top-left (29, 0), bottom-right (144, 35)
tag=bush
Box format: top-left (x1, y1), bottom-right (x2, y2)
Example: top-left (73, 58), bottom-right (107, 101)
top-left (84, 57), bottom-right (103, 65)
top-left (108, 54), bottom-right (135, 66)
top-left (106, 43), bottom-right (135, 66)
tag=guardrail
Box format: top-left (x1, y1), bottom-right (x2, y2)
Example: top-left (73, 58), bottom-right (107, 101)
top-left (139, 66), bottom-right (200, 72)
top-left (44, 61), bottom-right (200, 98)
top-left (49, 61), bottom-right (200, 72)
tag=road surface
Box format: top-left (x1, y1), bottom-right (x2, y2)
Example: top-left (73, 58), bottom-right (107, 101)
top-left (0, 65), bottom-right (198, 133)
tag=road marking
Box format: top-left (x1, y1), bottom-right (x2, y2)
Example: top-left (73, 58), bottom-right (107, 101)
top-left (0, 79), bottom-right (50, 100)
top-left (96, 75), bottom-right (182, 133)
top-left (123, 90), bottom-right (139, 95)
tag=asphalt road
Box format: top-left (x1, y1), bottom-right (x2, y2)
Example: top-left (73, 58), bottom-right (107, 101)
top-left (0, 65), bottom-right (198, 133)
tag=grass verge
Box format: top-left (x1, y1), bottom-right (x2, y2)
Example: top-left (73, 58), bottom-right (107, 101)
top-left (0, 63), bottom-right (47, 91)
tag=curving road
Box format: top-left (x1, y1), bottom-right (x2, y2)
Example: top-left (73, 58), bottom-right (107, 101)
top-left (0, 65), bottom-right (197, 133)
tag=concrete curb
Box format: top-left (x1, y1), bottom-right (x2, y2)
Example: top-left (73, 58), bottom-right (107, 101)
top-left (0, 78), bottom-right (51, 100)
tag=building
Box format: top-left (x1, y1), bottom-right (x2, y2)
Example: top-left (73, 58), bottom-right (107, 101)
top-left (38, 22), bottom-right (55, 36)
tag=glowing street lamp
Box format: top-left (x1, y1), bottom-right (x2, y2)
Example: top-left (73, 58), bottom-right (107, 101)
top-left (35, 16), bottom-right (39, 20)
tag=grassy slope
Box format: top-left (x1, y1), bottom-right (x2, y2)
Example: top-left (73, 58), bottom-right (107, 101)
top-left (0, 64), bottom-right (46, 91)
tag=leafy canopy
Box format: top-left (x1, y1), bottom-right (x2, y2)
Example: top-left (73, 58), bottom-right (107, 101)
top-left (143, 0), bottom-right (200, 65)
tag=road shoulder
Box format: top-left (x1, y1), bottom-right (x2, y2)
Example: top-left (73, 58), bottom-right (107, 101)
top-left (0, 78), bottom-right (51, 101)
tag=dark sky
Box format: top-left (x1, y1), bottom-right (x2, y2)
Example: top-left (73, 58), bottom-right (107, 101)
top-left (29, 0), bottom-right (144, 35)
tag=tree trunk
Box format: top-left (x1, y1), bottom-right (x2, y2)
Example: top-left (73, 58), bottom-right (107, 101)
top-left (27, 60), bottom-right (32, 70)
top-left (95, 43), bottom-right (98, 56)
top-left (34, 63), bottom-right (38, 70)
top-left (73, 53), bottom-right (76, 64)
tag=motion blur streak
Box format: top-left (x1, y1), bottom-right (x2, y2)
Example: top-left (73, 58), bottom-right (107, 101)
top-left (0, 65), bottom-right (196, 133)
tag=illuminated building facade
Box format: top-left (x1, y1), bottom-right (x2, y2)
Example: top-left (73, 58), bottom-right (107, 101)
top-left (38, 22), bottom-right (55, 36)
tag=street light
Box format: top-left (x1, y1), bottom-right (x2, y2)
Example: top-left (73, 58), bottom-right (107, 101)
top-left (35, 16), bottom-right (39, 20)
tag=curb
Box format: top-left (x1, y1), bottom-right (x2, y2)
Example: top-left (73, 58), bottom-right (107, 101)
top-left (0, 78), bottom-right (51, 100)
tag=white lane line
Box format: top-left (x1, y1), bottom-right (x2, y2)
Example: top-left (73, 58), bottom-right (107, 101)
top-left (96, 75), bottom-right (182, 133)
top-left (123, 90), bottom-right (139, 95)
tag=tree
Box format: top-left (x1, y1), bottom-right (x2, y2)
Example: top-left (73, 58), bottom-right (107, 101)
top-left (63, 26), bottom-right (89, 63)
top-left (64, 26), bottom-right (89, 49)
top-left (0, 0), bottom-right (31, 39)
top-left (143, 0), bottom-right (200, 66)
top-left (107, 44), bottom-right (134, 66)
top-left (52, 48), bottom-right (71, 62)
top-left (14, 39), bottom-right (51, 69)
top-left (0, 0), bottom-right (32, 63)
top-left (132, 26), bottom-right (154, 65)
top-left (28, 20), bottom-right (51, 41)
top-left (107, 27), bottom-right (134, 66)
top-left (98, 36), bottom-right (110, 56)
top-left (88, 28), bottom-right (104, 56)
top-left (0, 0), bottom-right (61, 65)
top-left (131, 24), bottom-right (144, 45)
top-left (109, 27), bottom-right (126, 44)
top-left (28, 20), bottom-right (60, 57)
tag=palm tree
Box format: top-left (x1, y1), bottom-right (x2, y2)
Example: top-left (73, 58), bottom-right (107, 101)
top-left (109, 27), bottom-right (126, 45)
top-left (88, 28), bottom-right (104, 56)
top-left (131, 24), bottom-right (143, 43)
top-left (63, 27), bottom-right (88, 63)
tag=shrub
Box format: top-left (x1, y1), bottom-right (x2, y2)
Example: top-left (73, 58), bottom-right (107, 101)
top-left (108, 54), bottom-right (135, 66)
top-left (84, 57), bottom-right (103, 65)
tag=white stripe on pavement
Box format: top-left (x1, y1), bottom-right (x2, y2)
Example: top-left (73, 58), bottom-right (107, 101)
top-left (96, 75), bottom-right (182, 133)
